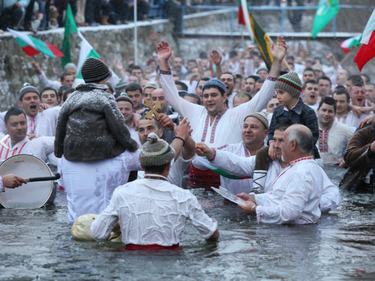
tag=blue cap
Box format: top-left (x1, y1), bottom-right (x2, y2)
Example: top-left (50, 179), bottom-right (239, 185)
top-left (202, 78), bottom-right (226, 95)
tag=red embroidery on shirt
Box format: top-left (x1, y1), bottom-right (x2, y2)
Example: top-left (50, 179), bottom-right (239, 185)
top-left (18, 142), bottom-right (27, 154)
top-left (319, 126), bottom-right (331, 153)
top-left (201, 108), bottom-right (228, 143)
top-left (243, 143), bottom-right (250, 157)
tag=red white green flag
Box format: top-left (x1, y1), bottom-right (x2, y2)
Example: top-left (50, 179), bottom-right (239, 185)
top-left (238, 0), bottom-right (254, 41)
top-left (8, 28), bottom-right (63, 58)
top-left (340, 36), bottom-right (360, 54)
top-left (354, 10), bottom-right (375, 71)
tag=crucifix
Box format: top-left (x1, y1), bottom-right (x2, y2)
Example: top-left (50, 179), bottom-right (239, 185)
top-left (144, 100), bottom-right (171, 131)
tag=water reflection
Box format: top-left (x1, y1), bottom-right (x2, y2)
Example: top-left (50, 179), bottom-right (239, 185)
top-left (1, 166), bottom-right (375, 280)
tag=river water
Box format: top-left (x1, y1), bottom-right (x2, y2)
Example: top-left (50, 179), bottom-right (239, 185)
top-left (1, 166), bottom-right (375, 280)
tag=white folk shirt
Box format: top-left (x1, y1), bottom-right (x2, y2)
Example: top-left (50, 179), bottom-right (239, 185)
top-left (192, 142), bottom-right (255, 194)
top-left (160, 73), bottom-right (276, 147)
top-left (319, 121), bottom-right (354, 165)
top-left (210, 150), bottom-right (340, 213)
top-left (335, 111), bottom-right (372, 130)
top-left (255, 157), bottom-right (323, 224)
top-left (91, 176), bottom-right (218, 246)
top-left (61, 150), bottom-right (142, 222)
top-left (26, 106), bottom-right (60, 137)
top-left (0, 135), bottom-right (55, 164)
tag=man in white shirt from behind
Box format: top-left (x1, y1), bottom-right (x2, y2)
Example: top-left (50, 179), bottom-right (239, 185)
top-left (91, 133), bottom-right (219, 250)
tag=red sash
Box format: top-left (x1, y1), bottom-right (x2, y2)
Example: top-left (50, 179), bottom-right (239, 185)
top-left (187, 164), bottom-right (221, 189)
top-left (125, 244), bottom-right (179, 251)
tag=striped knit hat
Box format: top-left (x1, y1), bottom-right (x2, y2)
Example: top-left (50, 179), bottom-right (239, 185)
top-left (81, 57), bottom-right (110, 83)
top-left (139, 133), bottom-right (175, 166)
top-left (115, 93), bottom-right (134, 108)
top-left (275, 71), bottom-right (302, 98)
top-left (244, 112), bottom-right (269, 129)
top-left (202, 78), bottom-right (226, 95)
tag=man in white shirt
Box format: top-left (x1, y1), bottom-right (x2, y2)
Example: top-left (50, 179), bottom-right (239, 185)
top-left (193, 112), bottom-right (268, 194)
top-left (157, 37), bottom-right (287, 188)
top-left (196, 123), bottom-right (340, 213)
top-left (0, 107), bottom-right (56, 165)
top-left (317, 97), bottom-right (354, 166)
top-left (18, 83), bottom-right (60, 137)
top-left (303, 80), bottom-right (320, 111)
top-left (333, 87), bottom-right (371, 129)
top-left (237, 125), bottom-right (329, 224)
top-left (91, 133), bottom-right (219, 250)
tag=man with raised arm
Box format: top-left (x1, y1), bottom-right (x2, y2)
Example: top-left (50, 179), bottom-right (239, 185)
top-left (157, 38), bottom-right (286, 188)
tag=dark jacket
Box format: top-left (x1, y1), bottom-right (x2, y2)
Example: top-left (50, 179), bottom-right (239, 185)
top-left (340, 126), bottom-right (375, 191)
top-left (54, 83), bottom-right (138, 161)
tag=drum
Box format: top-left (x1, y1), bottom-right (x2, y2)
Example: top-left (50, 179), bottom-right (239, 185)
top-left (0, 154), bottom-right (56, 209)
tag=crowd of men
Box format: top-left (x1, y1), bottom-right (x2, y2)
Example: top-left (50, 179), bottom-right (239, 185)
top-left (1, 35), bottom-right (375, 250)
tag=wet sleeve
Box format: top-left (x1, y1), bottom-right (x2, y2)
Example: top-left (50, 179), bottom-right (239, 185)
top-left (320, 177), bottom-right (341, 212)
top-left (91, 197), bottom-right (119, 241)
top-left (210, 150), bottom-right (256, 178)
top-left (188, 194), bottom-right (218, 239)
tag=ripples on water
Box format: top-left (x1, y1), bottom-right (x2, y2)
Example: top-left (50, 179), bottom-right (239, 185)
top-left (1, 166), bottom-right (375, 280)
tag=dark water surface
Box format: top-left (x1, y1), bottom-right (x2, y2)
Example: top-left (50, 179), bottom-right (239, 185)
top-left (1, 166), bottom-right (375, 280)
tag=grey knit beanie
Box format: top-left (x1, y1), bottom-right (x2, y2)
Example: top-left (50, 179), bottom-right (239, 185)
top-left (244, 112), bottom-right (269, 129)
top-left (19, 83), bottom-right (40, 101)
top-left (81, 57), bottom-right (110, 83)
top-left (139, 133), bottom-right (175, 166)
top-left (274, 71), bottom-right (302, 99)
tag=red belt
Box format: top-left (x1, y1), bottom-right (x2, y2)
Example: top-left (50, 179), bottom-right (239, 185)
top-left (125, 244), bottom-right (180, 251)
top-left (188, 164), bottom-right (221, 189)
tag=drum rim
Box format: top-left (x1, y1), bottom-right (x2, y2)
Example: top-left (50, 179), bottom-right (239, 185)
top-left (0, 154), bottom-right (54, 209)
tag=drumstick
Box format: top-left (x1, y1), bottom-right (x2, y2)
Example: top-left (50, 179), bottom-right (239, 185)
top-left (25, 173), bottom-right (61, 182)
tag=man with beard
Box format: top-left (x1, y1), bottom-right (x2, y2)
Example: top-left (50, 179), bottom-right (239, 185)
top-left (317, 97), bottom-right (353, 166)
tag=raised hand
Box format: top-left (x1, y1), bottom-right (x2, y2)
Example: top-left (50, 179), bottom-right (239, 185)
top-left (270, 36), bottom-right (287, 63)
top-left (115, 58), bottom-right (123, 72)
top-left (174, 117), bottom-right (193, 141)
top-left (211, 50), bottom-right (222, 65)
top-left (157, 40), bottom-right (173, 63)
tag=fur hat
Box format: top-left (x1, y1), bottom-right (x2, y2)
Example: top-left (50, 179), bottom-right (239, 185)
top-left (139, 133), bottom-right (175, 166)
top-left (81, 57), bottom-right (110, 83)
top-left (275, 71), bottom-right (302, 99)
top-left (202, 78), bottom-right (226, 95)
top-left (19, 83), bottom-right (40, 101)
top-left (244, 112), bottom-right (269, 129)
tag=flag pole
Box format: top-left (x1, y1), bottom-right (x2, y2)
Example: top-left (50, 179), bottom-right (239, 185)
top-left (340, 52), bottom-right (352, 65)
top-left (134, 0), bottom-right (138, 65)
top-left (266, 34), bottom-right (291, 71)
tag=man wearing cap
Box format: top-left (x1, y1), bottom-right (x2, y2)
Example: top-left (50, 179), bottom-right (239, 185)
top-left (18, 83), bottom-right (60, 137)
top-left (115, 80), bottom-right (128, 97)
top-left (157, 38), bottom-right (286, 189)
top-left (115, 94), bottom-right (141, 147)
top-left (143, 82), bottom-right (158, 102)
top-left (91, 133), bottom-right (219, 250)
top-left (55, 57), bottom-right (139, 222)
top-left (193, 112), bottom-right (268, 194)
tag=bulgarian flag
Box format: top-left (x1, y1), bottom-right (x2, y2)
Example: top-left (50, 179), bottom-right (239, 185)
top-left (340, 36), bottom-right (360, 54)
top-left (238, 0), bottom-right (253, 41)
top-left (194, 157), bottom-right (250, 180)
top-left (311, 0), bottom-right (340, 38)
top-left (8, 28), bottom-right (63, 58)
top-left (354, 10), bottom-right (375, 71)
top-left (76, 33), bottom-right (119, 81)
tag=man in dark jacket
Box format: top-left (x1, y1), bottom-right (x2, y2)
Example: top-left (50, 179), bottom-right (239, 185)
top-left (55, 57), bottom-right (139, 222)
top-left (340, 115), bottom-right (375, 192)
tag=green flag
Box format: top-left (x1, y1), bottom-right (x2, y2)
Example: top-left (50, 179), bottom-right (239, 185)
top-left (61, 4), bottom-right (78, 68)
top-left (312, 0), bottom-right (340, 38)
